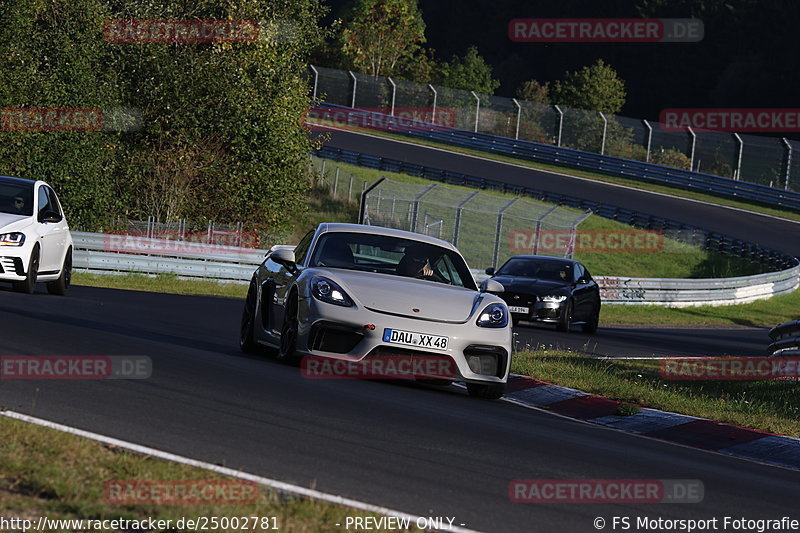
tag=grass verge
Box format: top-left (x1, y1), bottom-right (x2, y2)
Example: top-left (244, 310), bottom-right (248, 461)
top-left (0, 415), bottom-right (417, 532)
top-left (72, 272), bottom-right (248, 299)
top-left (311, 122), bottom-right (800, 223)
top-left (510, 350), bottom-right (800, 437)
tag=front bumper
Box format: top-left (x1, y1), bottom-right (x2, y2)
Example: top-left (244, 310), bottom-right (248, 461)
top-left (0, 244), bottom-right (32, 281)
top-left (297, 296), bottom-right (512, 384)
top-left (503, 294), bottom-right (566, 323)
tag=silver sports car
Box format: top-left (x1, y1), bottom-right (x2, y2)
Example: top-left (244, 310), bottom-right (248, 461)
top-left (240, 223), bottom-right (512, 399)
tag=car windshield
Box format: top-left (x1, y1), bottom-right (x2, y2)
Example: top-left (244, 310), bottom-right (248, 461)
top-left (0, 179), bottom-right (34, 216)
top-left (309, 231), bottom-right (477, 290)
top-left (496, 258), bottom-right (574, 283)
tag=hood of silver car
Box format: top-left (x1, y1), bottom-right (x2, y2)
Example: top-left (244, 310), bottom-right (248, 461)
top-left (324, 269), bottom-right (481, 322)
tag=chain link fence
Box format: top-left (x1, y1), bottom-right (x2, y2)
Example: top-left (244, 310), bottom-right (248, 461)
top-left (360, 177), bottom-right (591, 269)
top-left (309, 64), bottom-right (800, 191)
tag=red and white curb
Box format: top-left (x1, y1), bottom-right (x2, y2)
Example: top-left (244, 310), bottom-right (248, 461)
top-left (500, 374), bottom-right (800, 471)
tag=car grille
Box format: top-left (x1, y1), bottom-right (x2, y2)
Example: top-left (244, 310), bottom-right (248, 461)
top-left (463, 345), bottom-right (508, 378)
top-left (501, 292), bottom-right (536, 307)
top-left (0, 257), bottom-right (23, 275)
top-left (308, 322), bottom-right (364, 354)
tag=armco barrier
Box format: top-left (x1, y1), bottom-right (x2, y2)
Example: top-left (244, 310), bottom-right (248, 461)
top-left (72, 229), bottom-right (797, 306)
top-left (768, 320), bottom-right (800, 356)
top-left (310, 104), bottom-right (800, 212)
top-left (72, 231), bottom-right (264, 283)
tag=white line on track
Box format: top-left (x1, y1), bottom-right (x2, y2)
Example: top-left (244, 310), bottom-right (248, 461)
top-left (310, 123), bottom-right (800, 227)
top-left (1, 410), bottom-right (483, 533)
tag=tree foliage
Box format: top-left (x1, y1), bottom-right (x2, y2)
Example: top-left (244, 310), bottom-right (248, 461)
top-left (436, 46), bottom-right (500, 95)
top-left (0, 0), bottom-right (326, 233)
top-left (340, 0), bottom-right (426, 77)
top-left (516, 79), bottom-right (550, 105)
top-left (552, 59), bottom-right (626, 115)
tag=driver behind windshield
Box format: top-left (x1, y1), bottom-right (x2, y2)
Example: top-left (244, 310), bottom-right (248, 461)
top-left (397, 244), bottom-right (435, 278)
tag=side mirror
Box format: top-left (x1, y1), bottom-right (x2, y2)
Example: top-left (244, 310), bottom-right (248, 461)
top-left (485, 267), bottom-right (495, 276)
top-left (480, 279), bottom-right (504, 293)
top-left (40, 210), bottom-right (62, 224)
top-left (270, 248), bottom-right (296, 269)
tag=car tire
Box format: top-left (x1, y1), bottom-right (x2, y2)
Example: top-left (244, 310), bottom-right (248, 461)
top-left (46, 249), bottom-right (72, 296)
top-left (556, 299), bottom-right (573, 332)
top-left (581, 312), bottom-right (599, 334)
top-left (466, 382), bottom-right (505, 400)
top-left (239, 278), bottom-right (259, 353)
top-left (276, 291), bottom-right (300, 365)
top-left (12, 246), bottom-right (39, 294)
top-left (512, 316), bottom-right (521, 327)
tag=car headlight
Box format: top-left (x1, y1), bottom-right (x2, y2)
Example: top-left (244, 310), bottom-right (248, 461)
top-left (540, 295), bottom-right (567, 303)
top-left (311, 276), bottom-right (353, 307)
top-left (476, 303), bottom-right (508, 328)
top-left (0, 232), bottom-right (25, 246)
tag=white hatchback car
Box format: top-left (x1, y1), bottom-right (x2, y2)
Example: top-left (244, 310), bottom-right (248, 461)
top-left (0, 176), bottom-right (73, 294)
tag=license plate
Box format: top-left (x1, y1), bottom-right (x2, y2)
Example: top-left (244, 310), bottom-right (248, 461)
top-left (383, 328), bottom-right (449, 351)
top-left (508, 306), bottom-right (530, 314)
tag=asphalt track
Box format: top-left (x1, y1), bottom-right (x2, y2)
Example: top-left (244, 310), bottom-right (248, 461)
top-left (2, 285), bottom-right (799, 533)
top-left (315, 127), bottom-right (800, 258)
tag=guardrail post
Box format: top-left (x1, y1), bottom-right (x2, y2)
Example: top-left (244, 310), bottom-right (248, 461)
top-left (387, 77), bottom-right (397, 115)
top-left (688, 127), bottom-right (696, 171)
top-left (471, 91), bottom-right (480, 133)
top-left (453, 191), bottom-right (480, 247)
top-left (783, 137), bottom-right (792, 190)
top-left (428, 84), bottom-right (438, 124)
top-left (554, 105), bottom-right (564, 147)
top-left (599, 112), bottom-right (608, 155)
top-left (734, 133), bottom-right (744, 180)
top-left (410, 184), bottom-right (437, 233)
top-left (359, 177), bottom-right (386, 224)
top-left (492, 198), bottom-right (519, 269)
top-left (309, 65), bottom-right (319, 101)
top-left (348, 70), bottom-right (357, 108)
top-left (512, 98), bottom-right (522, 140)
top-left (643, 120), bottom-right (653, 162)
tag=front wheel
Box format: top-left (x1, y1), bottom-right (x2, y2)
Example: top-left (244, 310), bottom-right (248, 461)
top-left (581, 312), bottom-right (599, 334)
top-left (13, 246), bottom-right (39, 294)
top-left (239, 278), bottom-right (259, 353)
top-left (467, 383), bottom-right (505, 400)
top-left (556, 299), bottom-right (573, 332)
top-left (276, 292), bottom-right (300, 365)
top-left (47, 249), bottom-right (72, 296)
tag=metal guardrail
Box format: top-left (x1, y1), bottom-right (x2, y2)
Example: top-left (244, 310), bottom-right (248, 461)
top-left (311, 104), bottom-right (800, 212)
top-left (72, 226), bottom-right (799, 306)
top-left (768, 320), bottom-right (800, 356)
top-left (72, 231), bottom-right (264, 283)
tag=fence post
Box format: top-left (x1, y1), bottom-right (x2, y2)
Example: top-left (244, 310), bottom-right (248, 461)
top-left (599, 112), bottom-right (608, 155)
top-left (428, 84), bottom-right (438, 124)
top-left (348, 175), bottom-right (353, 201)
top-left (359, 177), bottom-right (386, 224)
top-left (554, 105), bottom-right (564, 147)
top-left (492, 198), bottom-right (519, 269)
top-left (687, 127), bottom-right (696, 171)
top-left (348, 70), bottom-right (357, 108)
top-left (471, 91), bottom-right (480, 133)
top-left (309, 65), bottom-right (319, 101)
top-left (387, 77), bottom-right (397, 115)
top-left (410, 184), bottom-right (437, 233)
top-left (453, 191), bottom-right (479, 247)
top-left (512, 98), bottom-right (522, 140)
top-left (783, 137), bottom-right (792, 190)
top-left (531, 205), bottom-right (558, 255)
top-left (333, 167), bottom-right (339, 197)
top-left (734, 133), bottom-right (744, 180)
top-left (643, 120), bottom-right (653, 162)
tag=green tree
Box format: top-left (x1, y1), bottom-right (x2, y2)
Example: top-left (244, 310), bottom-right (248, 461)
top-left (552, 59), bottom-right (626, 114)
top-left (436, 46), bottom-right (500, 95)
top-left (0, 0), bottom-right (326, 235)
top-left (516, 79), bottom-right (550, 105)
top-left (341, 0), bottom-right (426, 77)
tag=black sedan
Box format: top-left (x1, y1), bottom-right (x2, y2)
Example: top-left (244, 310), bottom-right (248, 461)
top-left (484, 255), bottom-right (601, 333)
